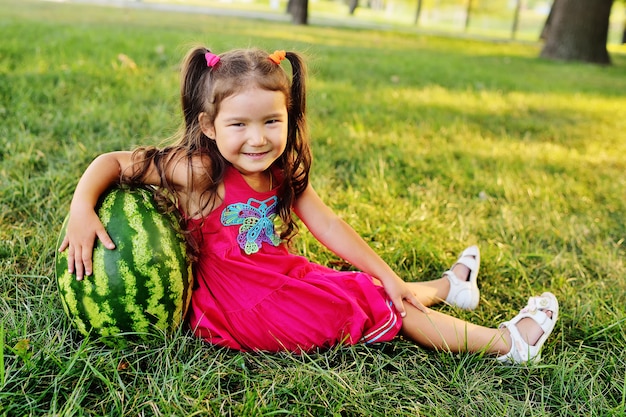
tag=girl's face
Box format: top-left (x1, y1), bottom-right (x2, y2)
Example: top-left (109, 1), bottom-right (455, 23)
top-left (202, 87), bottom-right (288, 184)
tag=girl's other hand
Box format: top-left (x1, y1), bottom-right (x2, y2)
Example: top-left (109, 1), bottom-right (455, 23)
top-left (58, 207), bottom-right (115, 280)
top-left (384, 276), bottom-right (430, 317)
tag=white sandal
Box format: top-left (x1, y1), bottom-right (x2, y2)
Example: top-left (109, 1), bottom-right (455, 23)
top-left (443, 245), bottom-right (480, 310)
top-left (497, 292), bottom-right (559, 364)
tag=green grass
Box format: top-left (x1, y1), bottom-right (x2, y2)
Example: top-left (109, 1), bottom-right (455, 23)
top-left (1, 0), bottom-right (626, 415)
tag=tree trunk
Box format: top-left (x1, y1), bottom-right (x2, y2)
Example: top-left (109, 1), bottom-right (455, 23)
top-left (540, 0), bottom-right (558, 40)
top-left (465, 0), bottom-right (473, 32)
top-left (414, 0), bottom-right (423, 25)
top-left (623, 14), bottom-right (626, 44)
top-left (348, 0), bottom-right (359, 15)
top-left (289, 0), bottom-right (308, 24)
top-left (511, 0), bottom-right (522, 39)
top-left (540, 0), bottom-right (614, 65)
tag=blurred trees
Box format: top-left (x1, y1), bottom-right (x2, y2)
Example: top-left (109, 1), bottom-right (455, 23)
top-left (285, 0), bottom-right (620, 63)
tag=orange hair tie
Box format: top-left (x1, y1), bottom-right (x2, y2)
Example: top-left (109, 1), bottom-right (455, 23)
top-left (268, 50), bottom-right (286, 65)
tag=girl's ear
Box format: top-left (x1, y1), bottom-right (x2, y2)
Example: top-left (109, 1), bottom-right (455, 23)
top-left (198, 112), bottom-right (216, 139)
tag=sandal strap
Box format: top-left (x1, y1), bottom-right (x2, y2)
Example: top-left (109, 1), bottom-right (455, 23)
top-left (442, 270), bottom-right (458, 281)
top-left (511, 293), bottom-right (558, 330)
top-left (507, 309), bottom-right (553, 333)
top-left (452, 247), bottom-right (479, 272)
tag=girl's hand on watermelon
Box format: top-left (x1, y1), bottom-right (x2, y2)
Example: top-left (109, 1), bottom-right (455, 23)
top-left (58, 208), bottom-right (116, 280)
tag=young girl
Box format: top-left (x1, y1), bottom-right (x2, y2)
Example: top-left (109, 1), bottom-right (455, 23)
top-left (59, 46), bottom-right (558, 364)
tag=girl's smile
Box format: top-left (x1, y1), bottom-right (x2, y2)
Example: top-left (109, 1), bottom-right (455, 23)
top-left (244, 151), bottom-right (270, 158)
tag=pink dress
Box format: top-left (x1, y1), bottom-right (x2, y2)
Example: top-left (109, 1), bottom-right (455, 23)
top-left (187, 166), bottom-right (402, 352)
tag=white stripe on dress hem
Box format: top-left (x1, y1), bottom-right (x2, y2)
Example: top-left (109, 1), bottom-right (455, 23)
top-left (360, 301), bottom-right (399, 344)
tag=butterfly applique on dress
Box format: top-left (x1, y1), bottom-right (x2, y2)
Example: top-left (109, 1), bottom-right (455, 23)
top-left (220, 196), bottom-right (281, 254)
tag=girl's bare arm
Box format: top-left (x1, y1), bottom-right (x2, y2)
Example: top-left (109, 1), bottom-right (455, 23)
top-left (58, 151), bottom-right (162, 279)
top-left (294, 184), bottom-right (426, 317)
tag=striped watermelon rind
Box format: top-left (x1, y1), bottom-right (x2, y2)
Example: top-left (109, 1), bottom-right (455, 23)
top-left (55, 186), bottom-right (193, 345)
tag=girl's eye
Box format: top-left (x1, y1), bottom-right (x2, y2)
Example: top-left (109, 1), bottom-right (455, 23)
top-left (266, 119), bottom-right (280, 124)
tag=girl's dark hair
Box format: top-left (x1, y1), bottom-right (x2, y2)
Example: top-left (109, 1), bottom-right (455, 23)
top-left (122, 47), bottom-right (312, 257)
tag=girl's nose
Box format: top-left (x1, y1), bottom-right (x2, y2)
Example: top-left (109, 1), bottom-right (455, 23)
top-left (248, 129), bottom-right (267, 146)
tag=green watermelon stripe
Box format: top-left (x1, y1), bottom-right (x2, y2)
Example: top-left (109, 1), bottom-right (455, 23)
top-left (58, 270), bottom-right (89, 335)
top-left (125, 192), bottom-right (165, 332)
top-left (152, 203), bottom-right (186, 328)
top-left (88, 190), bottom-right (121, 336)
top-left (106, 190), bottom-right (147, 335)
top-left (148, 207), bottom-right (184, 329)
top-left (117, 258), bottom-right (149, 333)
top-left (168, 213), bottom-right (193, 326)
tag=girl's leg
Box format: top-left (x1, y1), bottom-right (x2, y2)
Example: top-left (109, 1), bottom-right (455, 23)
top-left (406, 264), bottom-right (470, 307)
top-left (400, 302), bottom-right (553, 355)
top-left (407, 279), bottom-right (450, 308)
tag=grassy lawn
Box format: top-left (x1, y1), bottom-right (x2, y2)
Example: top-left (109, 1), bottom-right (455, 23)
top-left (1, 0), bottom-right (625, 415)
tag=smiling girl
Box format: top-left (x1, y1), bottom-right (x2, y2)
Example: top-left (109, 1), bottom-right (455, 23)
top-left (59, 47), bottom-right (558, 363)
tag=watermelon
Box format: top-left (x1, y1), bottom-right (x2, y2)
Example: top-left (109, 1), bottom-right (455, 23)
top-left (55, 186), bottom-right (193, 344)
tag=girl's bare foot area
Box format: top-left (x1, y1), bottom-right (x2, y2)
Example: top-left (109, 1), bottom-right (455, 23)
top-left (505, 309), bottom-right (554, 347)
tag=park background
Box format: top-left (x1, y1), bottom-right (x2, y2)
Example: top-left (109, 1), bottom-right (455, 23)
top-left (64, 0), bottom-right (626, 44)
top-left (1, 0), bottom-right (626, 415)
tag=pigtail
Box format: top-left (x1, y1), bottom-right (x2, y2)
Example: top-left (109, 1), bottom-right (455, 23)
top-left (181, 47), bottom-right (213, 131)
top-left (274, 51), bottom-right (312, 242)
top-left (178, 46), bottom-right (226, 212)
top-left (284, 51), bottom-right (310, 196)
top-left (285, 52), bottom-right (306, 127)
